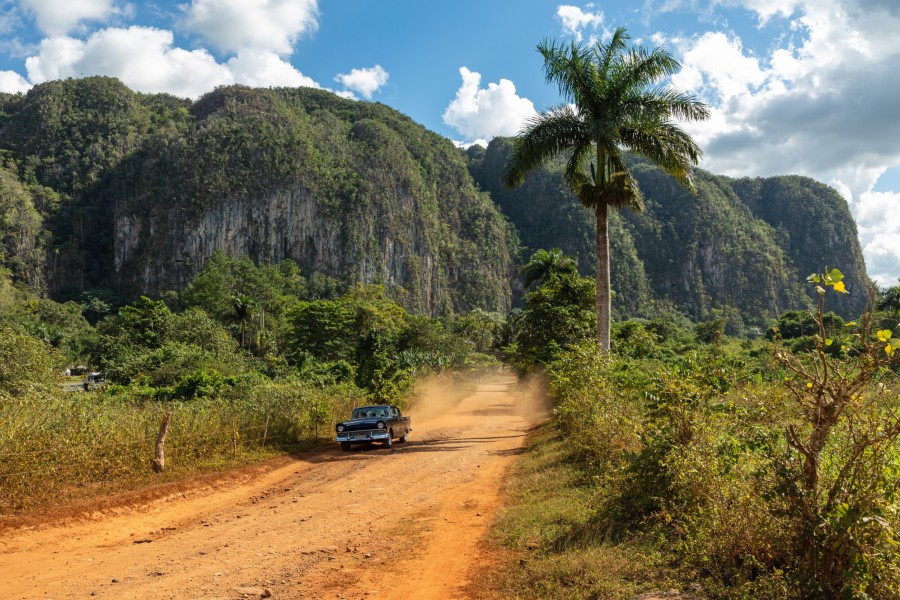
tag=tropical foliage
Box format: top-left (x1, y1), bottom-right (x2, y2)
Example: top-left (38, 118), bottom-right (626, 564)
top-left (485, 268), bottom-right (900, 599)
top-left (0, 253), bottom-right (504, 510)
top-left (503, 28), bottom-right (709, 349)
top-left (520, 247), bottom-right (578, 289)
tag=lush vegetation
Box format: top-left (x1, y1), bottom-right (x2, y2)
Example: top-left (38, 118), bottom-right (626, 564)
top-left (0, 78), bottom-right (516, 316)
top-left (485, 267), bottom-right (900, 598)
top-left (0, 73), bottom-right (891, 598)
top-left (502, 28), bottom-right (709, 350)
top-left (0, 252), bottom-right (504, 512)
top-left (470, 141), bottom-right (870, 324)
top-left (0, 75), bottom-right (872, 332)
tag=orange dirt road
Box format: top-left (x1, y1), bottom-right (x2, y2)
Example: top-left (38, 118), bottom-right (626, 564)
top-left (0, 376), bottom-right (546, 599)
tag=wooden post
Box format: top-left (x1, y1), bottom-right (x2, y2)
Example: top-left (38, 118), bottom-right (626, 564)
top-left (150, 412), bottom-right (171, 473)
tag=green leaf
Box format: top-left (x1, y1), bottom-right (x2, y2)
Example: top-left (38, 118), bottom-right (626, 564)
top-left (828, 268), bottom-right (844, 283)
top-left (807, 274), bottom-right (821, 283)
top-left (844, 321), bottom-right (857, 327)
top-left (825, 338), bottom-right (833, 346)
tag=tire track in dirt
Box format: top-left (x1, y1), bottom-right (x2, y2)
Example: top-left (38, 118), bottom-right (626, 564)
top-left (0, 375), bottom-right (547, 599)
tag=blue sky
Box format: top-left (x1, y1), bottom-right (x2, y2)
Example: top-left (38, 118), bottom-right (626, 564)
top-left (0, 0), bottom-right (898, 285)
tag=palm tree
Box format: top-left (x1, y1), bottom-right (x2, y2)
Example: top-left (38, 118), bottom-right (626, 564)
top-left (231, 294), bottom-right (254, 349)
top-left (520, 248), bottom-right (578, 289)
top-left (503, 28), bottom-right (709, 351)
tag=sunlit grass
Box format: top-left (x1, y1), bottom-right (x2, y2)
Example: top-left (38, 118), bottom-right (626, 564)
top-left (472, 424), bottom-right (674, 599)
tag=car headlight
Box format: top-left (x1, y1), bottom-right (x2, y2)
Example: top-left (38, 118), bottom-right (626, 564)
top-left (377, 421), bottom-right (385, 429)
top-left (337, 425), bottom-right (345, 433)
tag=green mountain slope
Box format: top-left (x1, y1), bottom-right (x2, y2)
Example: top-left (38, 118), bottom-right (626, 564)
top-left (469, 138), bottom-right (870, 323)
top-left (0, 78), bottom-right (516, 315)
top-left (0, 78), bottom-right (871, 324)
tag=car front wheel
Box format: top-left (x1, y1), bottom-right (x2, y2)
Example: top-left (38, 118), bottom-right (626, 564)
top-left (384, 432), bottom-right (393, 449)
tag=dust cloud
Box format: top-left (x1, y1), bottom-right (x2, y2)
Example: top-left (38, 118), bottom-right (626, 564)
top-left (507, 372), bottom-right (552, 422)
top-left (404, 370), bottom-right (552, 426)
top-left (404, 374), bottom-right (478, 421)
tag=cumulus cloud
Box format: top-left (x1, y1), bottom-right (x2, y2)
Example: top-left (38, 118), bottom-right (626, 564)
top-left (25, 27), bottom-right (234, 98)
top-left (442, 67), bottom-right (537, 141)
top-left (670, 32), bottom-right (766, 102)
top-left (20, 25), bottom-right (323, 99)
top-left (334, 65), bottom-right (388, 99)
top-left (669, 0), bottom-right (900, 284)
top-left (451, 138), bottom-right (489, 150)
top-left (0, 70), bottom-right (31, 94)
top-left (228, 49), bottom-right (318, 88)
top-left (182, 0), bottom-right (318, 55)
top-left (21, 0), bottom-right (118, 36)
top-left (556, 4), bottom-right (604, 42)
top-left (853, 189), bottom-right (900, 286)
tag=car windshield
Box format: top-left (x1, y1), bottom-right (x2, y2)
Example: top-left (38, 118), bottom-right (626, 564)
top-left (352, 407), bottom-right (390, 419)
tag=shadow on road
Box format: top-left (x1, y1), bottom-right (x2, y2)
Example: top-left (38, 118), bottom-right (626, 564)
top-left (323, 433), bottom-right (529, 457)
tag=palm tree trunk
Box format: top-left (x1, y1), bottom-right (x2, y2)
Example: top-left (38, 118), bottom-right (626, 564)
top-left (595, 202), bottom-right (611, 351)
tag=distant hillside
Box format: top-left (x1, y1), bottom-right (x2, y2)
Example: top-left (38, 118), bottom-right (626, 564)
top-left (469, 138), bottom-right (870, 324)
top-left (0, 78), bottom-right (871, 324)
top-left (0, 78), bottom-right (516, 315)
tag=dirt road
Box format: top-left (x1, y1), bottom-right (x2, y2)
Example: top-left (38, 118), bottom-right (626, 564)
top-left (0, 376), bottom-right (546, 600)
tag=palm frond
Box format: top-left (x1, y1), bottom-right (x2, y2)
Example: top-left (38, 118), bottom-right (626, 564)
top-left (502, 106), bottom-right (588, 189)
top-left (538, 39), bottom-right (594, 104)
top-left (619, 121), bottom-right (703, 190)
top-left (564, 142), bottom-right (594, 193)
top-left (622, 85), bottom-right (710, 123)
top-left (598, 27), bottom-right (630, 78)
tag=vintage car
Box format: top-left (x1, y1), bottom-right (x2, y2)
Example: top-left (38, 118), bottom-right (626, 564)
top-left (335, 405), bottom-right (412, 450)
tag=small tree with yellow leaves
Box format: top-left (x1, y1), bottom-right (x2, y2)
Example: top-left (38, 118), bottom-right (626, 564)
top-left (773, 268), bottom-right (900, 595)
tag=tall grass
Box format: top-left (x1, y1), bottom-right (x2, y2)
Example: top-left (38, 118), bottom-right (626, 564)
top-left (0, 380), bottom-right (364, 512)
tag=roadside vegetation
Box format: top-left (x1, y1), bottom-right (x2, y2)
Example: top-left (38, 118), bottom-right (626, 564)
top-left (482, 259), bottom-right (900, 599)
top-left (0, 253), bottom-right (504, 513)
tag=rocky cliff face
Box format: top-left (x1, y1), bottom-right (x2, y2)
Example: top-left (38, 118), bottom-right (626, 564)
top-left (469, 139), bottom-right (870, 323)
top-left (730, 176), bottom-right (870, 317)
top-left (0, 79), bottom-right (515, 315)
top-left (113, 184), bottom-right (448, 315)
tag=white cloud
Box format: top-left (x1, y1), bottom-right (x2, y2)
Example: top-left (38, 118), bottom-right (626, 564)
top-left (228, 50), bottom-right (318, 88)
top-left (666, 0), bottom-right (900, 283)
top-left (854, 189), bottom-right (900, 286)
top-left (182, 0), bottom-right (318, 55)
top-left (451, 138), bottom-right (489, 150)
top-left (21, 26), bottom-right (323, 99)
top-left (670, 32), bottom-right (766, 102)
top-left (334, 65), bottom-right (388, 99)
top-left (24, 27), bottom-right (234, 99)
top-left (442, 67), bottom-right (537, 141)
top-left (21, 0), bottom-right (117, 36)
top-left (0, 70), bottom-right (31, 94)
top-left (556, 4), bottom-right (604, 43)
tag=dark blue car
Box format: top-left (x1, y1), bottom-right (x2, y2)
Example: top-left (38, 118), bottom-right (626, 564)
top-left (335, 405), bottom-right (412, 450)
